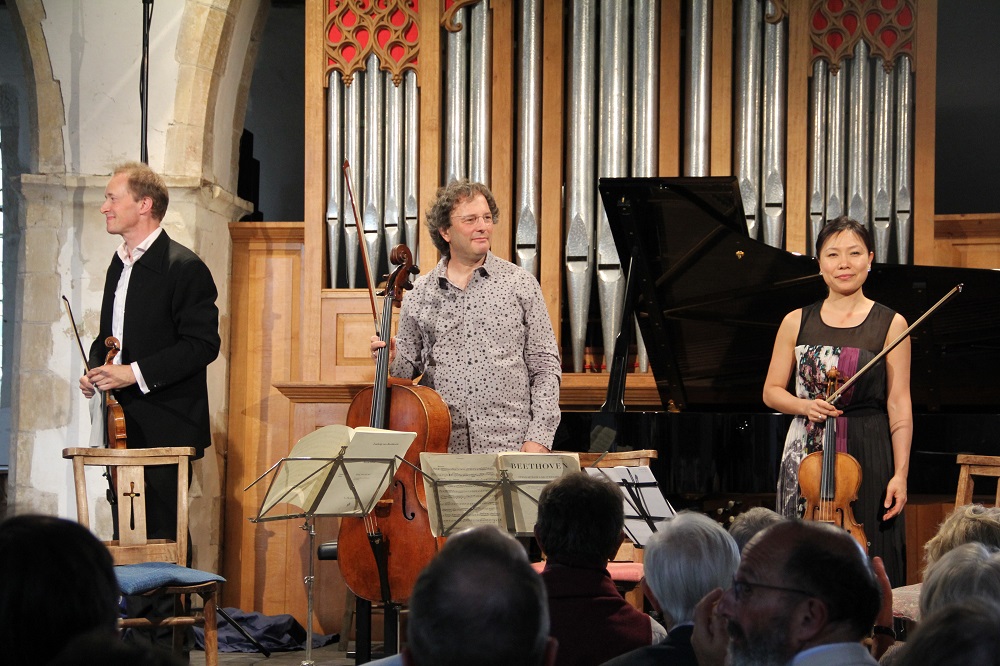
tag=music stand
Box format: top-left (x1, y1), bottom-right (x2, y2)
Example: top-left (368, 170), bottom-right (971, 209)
top-left (584, 465), bottom-right (675, 546)
top-left (418, 452), bottom-right (582, 537)
top-left (246, 425), bottom-right (415, 666)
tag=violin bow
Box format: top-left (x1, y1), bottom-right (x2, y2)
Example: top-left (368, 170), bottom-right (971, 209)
top-left (826, 283), bottom-right (963, 405)
top-left (61, 295), bottom-right (91, 373)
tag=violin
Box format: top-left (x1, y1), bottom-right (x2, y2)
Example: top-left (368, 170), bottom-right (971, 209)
top-left (102, 337), bottom-right (128, 450)
top-left (798, 368), bottom-right (867, 551)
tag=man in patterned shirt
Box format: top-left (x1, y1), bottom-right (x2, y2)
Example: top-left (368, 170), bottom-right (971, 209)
top-left (371, 180), bottom-right (561, 454)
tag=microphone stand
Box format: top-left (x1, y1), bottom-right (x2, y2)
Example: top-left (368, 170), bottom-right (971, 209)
top-left (140, 0), bottom-right (154, 163)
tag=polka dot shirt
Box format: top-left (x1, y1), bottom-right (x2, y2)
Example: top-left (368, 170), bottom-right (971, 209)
top-left (390, 252), bottom-right (562, 454)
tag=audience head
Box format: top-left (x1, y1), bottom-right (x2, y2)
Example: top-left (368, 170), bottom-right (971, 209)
top-left (0, 514), bottom-right (120, 664)
top-left (643, 511), bottom-right (739, 628)
top-left (896, 597), bottom-right (1000, 666)
top-left (716, 520), bottom-right (881, 666)
top-left (404, 525), bottom-right (553, 666)
top-left (727, 506), bottom-right (784, 552)
top-left (923, 503), bottom-right (1000, 572)
top-left (919, 541), bottom-right (1000, 618)
top-left (535, 472), bottom-right (625, 566)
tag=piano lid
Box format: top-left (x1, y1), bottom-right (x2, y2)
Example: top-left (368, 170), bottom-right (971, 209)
top-left (600, 176), bottom-right (1000, 413)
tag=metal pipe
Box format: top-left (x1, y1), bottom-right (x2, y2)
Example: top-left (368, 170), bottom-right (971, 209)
top-left (825, 67), bottom-right (846, 221)
top-left (847, 40), bottom-right (871, 228)
top-left (444, 7), bottom-right (470, 183)
top-left (469, 0), bottom-right (492, 184)
top-left (327, 73), bottom-right (343, 287)
top-left (565, 0), bottom-right (597, 373)
top-left (808, 60), bottom-right (828, 253)
top-left (871, 60), bottom-right (894, 262)
top-left (343, 77), bottom-right (363, 288)
top-left (403, 71), bottom-right (420, 260)
top-left (685, 0), bottom-right (712, 176)
top-left (761, 1), bottom-right (786, 249)
top-left (894, 57), bottom-right (913, 264)
top-left (363, 54), bottom-right (385, 286)
top-left (515, 0), bottom-right (542, 275)
top-left (384, 75), bottom-right (404, 257)
top-left (596, 0), bottom-right (629, 374)
top-left (734, 0), bottom-right (762, 238)
top-left (631, 0), bottom-right (659, 373)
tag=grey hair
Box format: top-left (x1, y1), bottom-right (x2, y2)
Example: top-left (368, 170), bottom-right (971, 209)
top-left (924, 504), bottom-right (1000, 572)
top-left (727, 506), bottom-right (784, 553)
top-left (643, 511), bottom-right (740, 627)
top-left (425, 179), bottom-right (500, 257)
top-left (920, 541), bottom-right (1000, 618)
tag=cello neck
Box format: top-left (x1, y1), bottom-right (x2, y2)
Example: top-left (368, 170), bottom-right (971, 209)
top-left (370, 290), bottom-right (394, 429)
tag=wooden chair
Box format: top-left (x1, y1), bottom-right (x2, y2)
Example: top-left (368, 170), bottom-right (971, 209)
top-left (63, 447), bottom-right (224, 666)
top-left (955, 454), bottom-right (1000, 508)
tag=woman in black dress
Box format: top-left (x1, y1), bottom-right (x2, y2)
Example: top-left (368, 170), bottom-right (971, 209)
top-left (763, 216), bottom-right (912, 586)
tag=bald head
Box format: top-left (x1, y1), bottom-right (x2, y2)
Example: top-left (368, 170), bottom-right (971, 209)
top-left (744, 520), bottom-right (881, 639)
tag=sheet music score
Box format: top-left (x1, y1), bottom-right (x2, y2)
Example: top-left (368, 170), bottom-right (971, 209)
top-left (584, 466), bottom-right (675, 546)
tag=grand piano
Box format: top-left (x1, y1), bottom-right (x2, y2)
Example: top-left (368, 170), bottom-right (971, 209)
top-left (556, 177), bottom-right (1000, 510)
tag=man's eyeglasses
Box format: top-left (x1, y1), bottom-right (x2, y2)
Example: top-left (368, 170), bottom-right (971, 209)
top-left (730, 576), bottom-right (815, 602)
top-left (452, 213), bottom-right (495, 226)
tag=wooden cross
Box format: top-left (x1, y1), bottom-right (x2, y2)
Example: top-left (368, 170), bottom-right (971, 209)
top-left (122, 481), bottom-right (141, 531)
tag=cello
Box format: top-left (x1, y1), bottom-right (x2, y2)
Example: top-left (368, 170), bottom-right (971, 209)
top-left (336, 163), bottom-right (451, 655)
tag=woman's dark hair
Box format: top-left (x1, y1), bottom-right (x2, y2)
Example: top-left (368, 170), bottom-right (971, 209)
top-left (815, 216), bottom-right (873, 257)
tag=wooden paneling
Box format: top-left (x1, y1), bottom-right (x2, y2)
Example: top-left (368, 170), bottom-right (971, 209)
top-left (225, 222), bottom-right (350, 633)
top-left (934, 214), bottom-right (1000, 268)
top-left (904, 496), bottom-right (953, 585)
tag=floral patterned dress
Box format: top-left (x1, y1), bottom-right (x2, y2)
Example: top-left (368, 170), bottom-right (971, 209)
top-left (776, 300), bottom-right (906, 585)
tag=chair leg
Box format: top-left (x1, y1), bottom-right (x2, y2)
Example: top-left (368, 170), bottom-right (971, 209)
top-left (172, 594), bottom-right (186, 658)
top-left (201, 587), bottom-right (218, 666)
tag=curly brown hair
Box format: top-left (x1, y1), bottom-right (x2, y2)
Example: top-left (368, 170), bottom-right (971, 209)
top-left (425, 180), bottom-right (500, 257)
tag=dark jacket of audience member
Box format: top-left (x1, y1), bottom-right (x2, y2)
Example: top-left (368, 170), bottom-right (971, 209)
top-left (535, 473), bottom-right (663, 666)
top-left (0, 514), bottom-right (121, 665)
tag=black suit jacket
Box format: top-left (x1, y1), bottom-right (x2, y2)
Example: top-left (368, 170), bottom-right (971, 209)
top-left (600, 625), bottom-right (698, 666)
top-left (89, 230), bottom-right (220, 457)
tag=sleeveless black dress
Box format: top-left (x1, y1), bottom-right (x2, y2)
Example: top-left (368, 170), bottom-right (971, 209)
top-left (776, 300), bottom-right (906, 585)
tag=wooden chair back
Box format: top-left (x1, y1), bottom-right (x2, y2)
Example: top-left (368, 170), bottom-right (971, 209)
top-left (955, 454), bottom-right (1000, 508)
top-left (63, 447), bottom-right (194, 565)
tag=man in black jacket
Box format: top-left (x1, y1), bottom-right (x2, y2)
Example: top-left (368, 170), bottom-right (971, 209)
top-left (80, 161), bottom-right (220, 541)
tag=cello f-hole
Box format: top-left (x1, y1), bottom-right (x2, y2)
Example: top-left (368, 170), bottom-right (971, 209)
top-left (395, 479), bottom-right (416, 521)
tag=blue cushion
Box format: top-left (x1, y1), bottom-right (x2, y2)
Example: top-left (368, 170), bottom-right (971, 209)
top-left (115, 562), bottom-right (226, 595)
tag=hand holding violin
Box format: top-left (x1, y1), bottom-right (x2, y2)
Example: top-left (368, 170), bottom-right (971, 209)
top-left (804, 397), bottom-right (842, 423)
top-left (81, 364), bottom-right (136, 397)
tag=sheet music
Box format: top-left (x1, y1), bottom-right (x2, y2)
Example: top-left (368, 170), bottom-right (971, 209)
top-left (420, 452), bottom-right (581, 536)
top-left (584, 465), bottom-right (675, 546)
top-left (257, 425), bottom-right (415, 518)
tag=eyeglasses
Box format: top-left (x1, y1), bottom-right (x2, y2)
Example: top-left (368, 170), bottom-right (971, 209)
top-left (730, 576), bottom-right (815, 602)
top-left (451, 213), bottom-right (495, 226)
